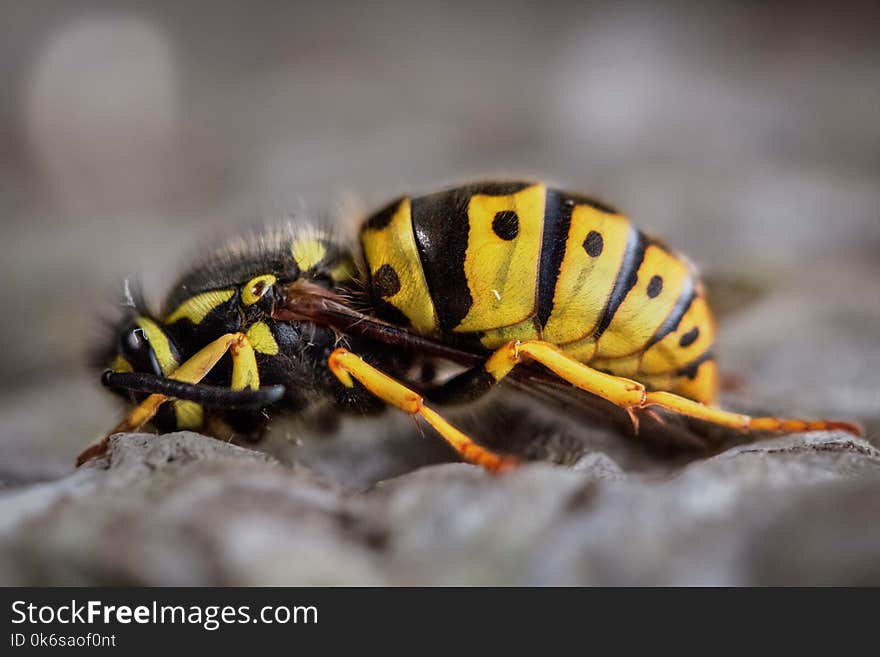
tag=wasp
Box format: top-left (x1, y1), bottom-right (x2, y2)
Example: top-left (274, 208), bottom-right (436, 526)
top-left (80, 181), bottom-right (861, 469)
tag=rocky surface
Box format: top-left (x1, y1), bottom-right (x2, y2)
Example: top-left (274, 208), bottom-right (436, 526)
top-left (1, 431), bottom-right (878, 585)
top-left (1, 3), bottom-right (879, 585)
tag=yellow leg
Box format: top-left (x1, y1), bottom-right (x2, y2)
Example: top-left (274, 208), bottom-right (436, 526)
top-left (231, 335), bottom-right (260, 391)
top-left (487, 341), bottom-right (647, 406)
top-left (644, 391), bottom-right (862, 435)
top-left (328, 348), bottom-right (519, 472)
top-left (485, 340), bottom-right (862, 437)
top-left (77, 332), bottom-right (252, 465)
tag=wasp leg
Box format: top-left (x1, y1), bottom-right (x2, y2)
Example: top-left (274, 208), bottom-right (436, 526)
top-left (77, 332), bottom-right (257, 466)
top-left (327, 348), bottom-right (519, 472)
top-left (416, 341), bottom-right (644, 431)
top-left (643, 391), bottom-right (863, 436)
top-left (483, 340), bottom-right (647, 407)
top-left (477, 340), bottom-right (861, 437)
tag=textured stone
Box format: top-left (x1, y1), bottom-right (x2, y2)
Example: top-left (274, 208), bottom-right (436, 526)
top-left (1, 431), bottom-right (878, 586)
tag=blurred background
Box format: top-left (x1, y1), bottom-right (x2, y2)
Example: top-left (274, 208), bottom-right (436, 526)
top-left (1, 0), bottom-right (879, 485)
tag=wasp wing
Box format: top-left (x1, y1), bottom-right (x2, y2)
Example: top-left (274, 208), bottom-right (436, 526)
top-left (506, 375), bottom-right (726, 452)
top-left (273, 283), bottom-right (738, 453)
top-left (273, 282), bottom-right (487, 366)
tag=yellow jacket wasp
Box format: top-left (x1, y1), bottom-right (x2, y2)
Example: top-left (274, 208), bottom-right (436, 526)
top-left (80, 182), bottom-right (861, 469)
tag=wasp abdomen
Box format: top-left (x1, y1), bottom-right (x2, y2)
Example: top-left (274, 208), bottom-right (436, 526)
top-left (360, 181), bottom-right (717, 404)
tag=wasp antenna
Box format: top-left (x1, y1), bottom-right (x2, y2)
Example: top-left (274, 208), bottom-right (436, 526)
top-left (101, 370), bottom-right (285, 409)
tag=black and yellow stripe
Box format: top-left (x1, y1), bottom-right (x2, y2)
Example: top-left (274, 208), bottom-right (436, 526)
top-left (359, 182), bottom-right (718, 404)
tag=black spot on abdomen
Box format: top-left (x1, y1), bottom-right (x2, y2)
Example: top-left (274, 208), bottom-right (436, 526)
top-left (372, 264), bottom-right (401, 298)
top-left (492, 211), bottom-right (519, 240)
top-left (647, 275), bottom-right (663, 298)
top-left (583, 230), bottom-right (604, 257)
top-left (679, 326), bottom-right (700, 347)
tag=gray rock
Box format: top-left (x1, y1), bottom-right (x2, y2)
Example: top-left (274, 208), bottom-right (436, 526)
top-left (0, 430), bottom-right (877, 585)
top-left (0, 433), bottom-right (380, 585)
